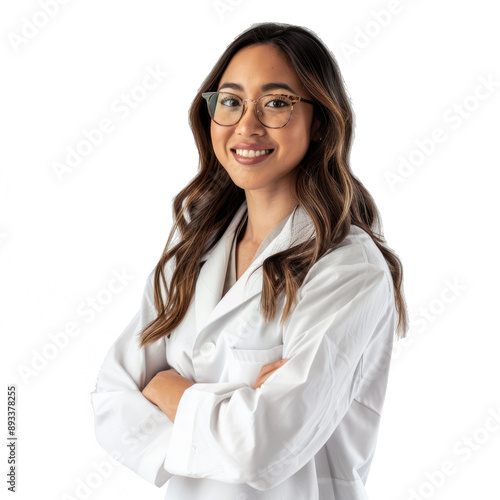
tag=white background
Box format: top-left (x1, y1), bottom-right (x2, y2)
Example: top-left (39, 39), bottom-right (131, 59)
top-left (1, 1), bottom-right (499, 499)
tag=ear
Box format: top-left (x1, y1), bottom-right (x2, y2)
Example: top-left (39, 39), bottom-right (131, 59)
top-left (310, 109), bottom-right (323, 142)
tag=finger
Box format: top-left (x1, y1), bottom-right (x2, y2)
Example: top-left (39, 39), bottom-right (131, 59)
top-left (257, 359), bottom-right (284, 379)
top-left (253, 369), bottom-right (278, 390)
top-left (253, 359), bottom-right (290, 389)
top-left (258, 358), bottom-right (290, 377)
top-left (255, 359), bottom-right (289, 381)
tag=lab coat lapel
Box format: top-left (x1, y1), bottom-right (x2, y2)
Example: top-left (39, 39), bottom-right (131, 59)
top-left (194, 200), bottom-right (248, 334)
top-left (194, 200), bottom-right (314, 336)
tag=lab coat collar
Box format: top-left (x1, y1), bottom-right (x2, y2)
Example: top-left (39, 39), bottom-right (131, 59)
top-left (194, 199), bottom-right (315, 335)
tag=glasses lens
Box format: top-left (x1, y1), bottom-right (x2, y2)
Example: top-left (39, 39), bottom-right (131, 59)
top-left (257, 95), bottom-right (293, 128)
top-left (209, 93), bottom-right (293, 127)
top-left (210, 93), bottom-right (243, 126)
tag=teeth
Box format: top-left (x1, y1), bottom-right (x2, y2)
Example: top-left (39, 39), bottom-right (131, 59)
top-left (235, 149), bottom-right (272, 158)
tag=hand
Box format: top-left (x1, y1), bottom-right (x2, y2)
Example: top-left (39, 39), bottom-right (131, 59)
top-left (252, 358), bottom-right (290, 390)
top-left (141, 369), bottom-right (176, 404)
top-left (142, 369), bottom-right (194, 422)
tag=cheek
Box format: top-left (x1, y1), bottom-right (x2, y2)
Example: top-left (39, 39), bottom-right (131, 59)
top-left (281, 114), bottom-right (313, 150)
top-left (210, 123), bottom-right (228, 156)
top-left (210, 122), bottom-right (218, 149)
top-left (279, 128), bottom-right (310, 156)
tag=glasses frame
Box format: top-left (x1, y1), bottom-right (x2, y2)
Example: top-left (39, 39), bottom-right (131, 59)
top-left (201, 91), bottom-right (316, 129)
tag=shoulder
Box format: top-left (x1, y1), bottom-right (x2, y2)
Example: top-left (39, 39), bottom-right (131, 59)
top-left (332, 224), bottom-right (390, 270)
top-left (301, 224), bottom-right (393, 297)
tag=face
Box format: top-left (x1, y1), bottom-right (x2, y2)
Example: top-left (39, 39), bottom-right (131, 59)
top-left (209, 44), bottom-right (320, 196)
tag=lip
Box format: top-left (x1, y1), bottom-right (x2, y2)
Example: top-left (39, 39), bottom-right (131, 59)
top-left (231, 142), bottom-right (275, 150)
top-left (231, 148), bottom-right (274, 165)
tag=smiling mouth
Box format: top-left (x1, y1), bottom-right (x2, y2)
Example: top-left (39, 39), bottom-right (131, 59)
top-left (231, 148), bottom-right (274, 158)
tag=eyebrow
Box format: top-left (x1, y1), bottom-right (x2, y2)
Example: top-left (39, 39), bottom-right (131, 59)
top-left (217, 81), bottom-right (298, 94)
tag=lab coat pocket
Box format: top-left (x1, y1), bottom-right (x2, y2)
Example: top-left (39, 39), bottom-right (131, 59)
top-left (227, 344), bottom-right (284, 387)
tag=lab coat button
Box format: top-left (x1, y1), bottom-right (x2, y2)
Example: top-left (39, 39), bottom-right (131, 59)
top-left (200, 342), bottom-right (216, 357)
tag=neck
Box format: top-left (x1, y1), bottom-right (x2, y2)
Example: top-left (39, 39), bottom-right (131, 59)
top-left (241, 193), bottom-right (298, 245)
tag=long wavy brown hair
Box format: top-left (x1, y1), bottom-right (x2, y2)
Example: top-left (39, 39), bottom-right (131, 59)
top-left (138, 22), bottom-right (408, 347)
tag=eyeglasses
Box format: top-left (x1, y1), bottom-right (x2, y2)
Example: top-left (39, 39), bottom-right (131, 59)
top-left (201, 91), bottom-right (316, 129)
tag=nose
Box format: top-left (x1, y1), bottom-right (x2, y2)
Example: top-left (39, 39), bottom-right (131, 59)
top-left (234, 100), bottom-right (266, 136)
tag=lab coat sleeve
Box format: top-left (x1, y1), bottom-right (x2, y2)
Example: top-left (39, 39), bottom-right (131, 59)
top-left (90, 270), bottom-right (174, 487)
top-left (164, 255), bottom-right (394, 490)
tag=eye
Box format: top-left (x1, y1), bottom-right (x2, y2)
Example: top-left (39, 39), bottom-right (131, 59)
top-left (219, 95), bottom-right (241, 107)
top-left (265, 97), bottom-right (291, 108)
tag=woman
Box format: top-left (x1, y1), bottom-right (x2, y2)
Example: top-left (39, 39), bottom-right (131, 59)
top-left (91, 22), bottom-right (408, 499)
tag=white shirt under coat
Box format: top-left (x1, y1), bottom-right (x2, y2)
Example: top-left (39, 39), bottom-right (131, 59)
top-left (90, 199), bottom-right (396, 499)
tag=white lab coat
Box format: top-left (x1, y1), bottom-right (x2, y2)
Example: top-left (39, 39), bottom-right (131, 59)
top-left (90, 199), bottom-right (397, 500)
